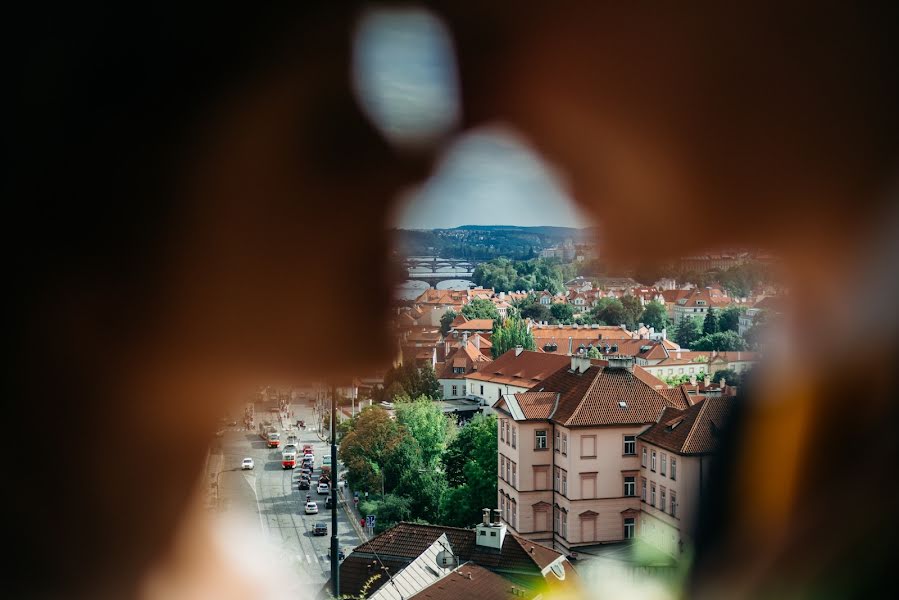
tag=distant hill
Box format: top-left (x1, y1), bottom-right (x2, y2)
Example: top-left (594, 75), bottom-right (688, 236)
top-left (392, 225), bottom-right (598, 260)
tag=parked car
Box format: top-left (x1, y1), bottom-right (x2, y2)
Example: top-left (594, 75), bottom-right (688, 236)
top-left (328, 548), bottom-right (346, 561)
top-left (304, 502), bottom-right (318, 515)
top-left (298, 479), bottom-right (310, 490)
top-left (241, 458), bottom-right (254, 470)
top-left (313, 523), bottom-right (327, 536)
top-left (317, 482), bottom-right (330, 495)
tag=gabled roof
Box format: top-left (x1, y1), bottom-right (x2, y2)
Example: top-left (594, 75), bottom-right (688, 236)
top-left (537, 362), bottom-right (687, 427)
top-left (454, 319), bottom-right (494, 331)
top-left (409, 563), bottom-right (516, 600)
top-left (466, 350), bottom-right (570, 387)
top-left (638, 396), bottom-right (735, 455)
top-left (439, 341), bottom-right (492, 380)
top-left (494, 392), bottom-right (559, 421)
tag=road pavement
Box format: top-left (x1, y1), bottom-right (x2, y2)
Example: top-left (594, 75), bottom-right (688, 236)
top-left (214, 400), bottom-right (361, 588)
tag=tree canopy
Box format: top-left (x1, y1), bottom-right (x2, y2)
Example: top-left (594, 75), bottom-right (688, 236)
top-left (717, 305), bottom-right (745, 333)
top-left (439, 414), bottom-right (498, 527)
top-left (674, 316), bottom-right (702, 348)
top-left (691, 331), bottom-right (748, 351)
top-left (491, 315), bottom-right (536, 358)
top-left (461, 298), bottom-right (500, 321)
top-left (550, 302), bottom-right (574, 324)
top-left (641, 300), bottom-right (669, 331)
top-left (702, 307), bottom-right (720, 335)
top-left (394, 394), bottom-right (457, 469)
top-left (439, 309), bottom-right (457, 336)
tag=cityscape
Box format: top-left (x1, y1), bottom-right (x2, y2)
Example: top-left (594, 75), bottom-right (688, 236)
top-left (208, 227), bottom-right (786, 598)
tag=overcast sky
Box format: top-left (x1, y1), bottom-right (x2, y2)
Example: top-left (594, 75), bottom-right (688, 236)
top-left (393, 128), bottom-right (593, 230)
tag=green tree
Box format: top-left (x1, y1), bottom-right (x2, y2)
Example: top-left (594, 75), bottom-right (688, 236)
top-left (641, 301), bottom-right (669, 331)
top-left (712, 367), bottom-right (743, 386)
top-left (674, 316), bottom-right (702, 348)
top-left (550, 302), bottom-right (574, 324)
top-left (339, 406), bottom-right (406, 494)
top-left (462, 298), bottom-right (500, 321)
top-left (587, 346), bottom-right (601, 359)
top-left (520, 302), bottom-right (552, 323)
top-left (439, 414), bottom-right (498, 527)
top-left (394, 394), bottom-right (457, 468)
top-left (692, 331), bottom-right (748, 351)
top-left (359, 494), bottom-right (412, 534)
top-left (717, 306), bottom-right (744, 333)
top-left (702, 307), bottom-right (720, 335)
top-left (621, 295), bottom-right (644, 329)
top-left (491, 315), bottom-right (536, 358)
top-left (440, 309), bottom-right (457, 336)
top-left (592, 297), bottom-right (626, 327)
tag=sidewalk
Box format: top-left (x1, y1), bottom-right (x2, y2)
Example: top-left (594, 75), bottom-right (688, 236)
top-left (338, 483), bottom-right (369, 543)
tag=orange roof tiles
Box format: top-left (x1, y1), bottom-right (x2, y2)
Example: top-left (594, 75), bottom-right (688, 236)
top-left (454, 319), bottom-right (495, 331)
top-left (467, 350), bottom-right (570, 387)
top-left (409, 564), bottom-right (516, 600)
top-left (532, 362), bottom-right (688, 427)
top-left (638, 396), bottom-right (735, 455)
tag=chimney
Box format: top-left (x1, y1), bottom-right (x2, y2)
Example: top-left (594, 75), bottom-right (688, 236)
top-left (568, 336), bottom-right (573, 355)
top-left (606, 355), bottom-right (635, 372)
top-left (689, 375), bottom-right (697, 386)
top-left (514, 345), bottom-right (524, 356)
top-left (676, 350), bottom-right (682, 360)
top-left (463, 332), bottom-right (468, 344)
top-left (474, 335), bottom-right (480, 349)
top-left (571, 354), bottom-right (591, 373)
top-left (662, 327), bottom-right (667, 340)
top-left (704, 375), bottom-right (711, 387)
top-left (444, 340), bottom-right (450, 356)
top-left (476, 509), bottom-right (508, 549)
top-left (720, 377), bottom-right (726, 388)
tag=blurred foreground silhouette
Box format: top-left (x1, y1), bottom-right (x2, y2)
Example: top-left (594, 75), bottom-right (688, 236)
top-left (9, 2), bottom-right (898, 598)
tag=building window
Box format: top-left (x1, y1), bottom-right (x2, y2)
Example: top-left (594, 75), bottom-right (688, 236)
top-left (624, 518), bottom-right (635, 539)
top-left (554, 507), bottom-right (561, 533)
top-left (451, 385), bottom-right (457, 397)
top-left (581, 435), bottom-right (596, 457)
top-left (500, 495), bottom-right (505, 519)
top-left (561, 470), bottom-right (567, 495)
top-left (661, 454), bottom-right (667, 477)
top-left (555, 430), bottom-right (561, 452)
top-left (641, 477), bottom-right (647, 501)
top-left (624, 435), bottom-right (636, 455)
top-left (561, 433), bottom-right (568, 455)
top-left (660, 487), bottom-right (667, 513)
top-left (671, 491), bottom-right (677, 517)
top-left (641, 446), bottom-right (647, 467)
top-left (453, 367), bottom-right (465, 374)
top-left (499, 456), bottom-right (504, 480)
top-left (651, 451), bottom-right (657, 472)
top-left (536, 430), bottom-right (547, 449)
top-left (480, 385), bottom-right (484, 395)
top-left (651, 482), bottom-right (656, 506)
top-left (561, 511), bottom-right (568, 537)
top-left (624, 476), bottom-right (636, 497)
top-left (511, 427), bottom-right (517, 449)
top-left (671, 458), bottom-right (677, 481)
top-left (512, 462), bottom-right (517, 488)
top-left (511, 500), bottom-right (517, 528)
top-left (500, 420), bottom-right (505, 442)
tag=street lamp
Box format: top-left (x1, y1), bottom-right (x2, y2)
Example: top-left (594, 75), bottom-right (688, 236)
top-left (329, 384), bottom-right (340, 598)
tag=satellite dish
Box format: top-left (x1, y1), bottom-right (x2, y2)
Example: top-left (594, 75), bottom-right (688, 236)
top-left (435, 550), bottom-right (456, 569)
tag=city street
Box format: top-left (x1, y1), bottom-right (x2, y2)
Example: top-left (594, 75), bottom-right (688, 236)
top-left (214, 400), bottom-right (361, 589)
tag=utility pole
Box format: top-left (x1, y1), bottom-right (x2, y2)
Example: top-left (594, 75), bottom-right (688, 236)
top-left (330, 384), bottom-right (340, 598)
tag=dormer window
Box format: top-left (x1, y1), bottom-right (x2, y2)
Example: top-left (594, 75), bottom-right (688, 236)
top-left (696, 300), bottom-right (706, 306)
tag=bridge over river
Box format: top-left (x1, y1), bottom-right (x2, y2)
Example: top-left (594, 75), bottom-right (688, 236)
top-left (402, 256), bottom-right (484, 285)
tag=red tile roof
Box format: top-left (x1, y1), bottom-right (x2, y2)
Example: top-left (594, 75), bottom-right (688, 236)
top-left (535, 362), bottom-right (688, 427)
top-left (494, 392), bottom-right (559, 420)
top-left (638, 396), bottom-right (735, 455)
top-left (409, 563), bottom-right (517, 600)
top-left (454, 319), bottom-right (495, 331)
top-left (467, 350), bottom-right (570, 387)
